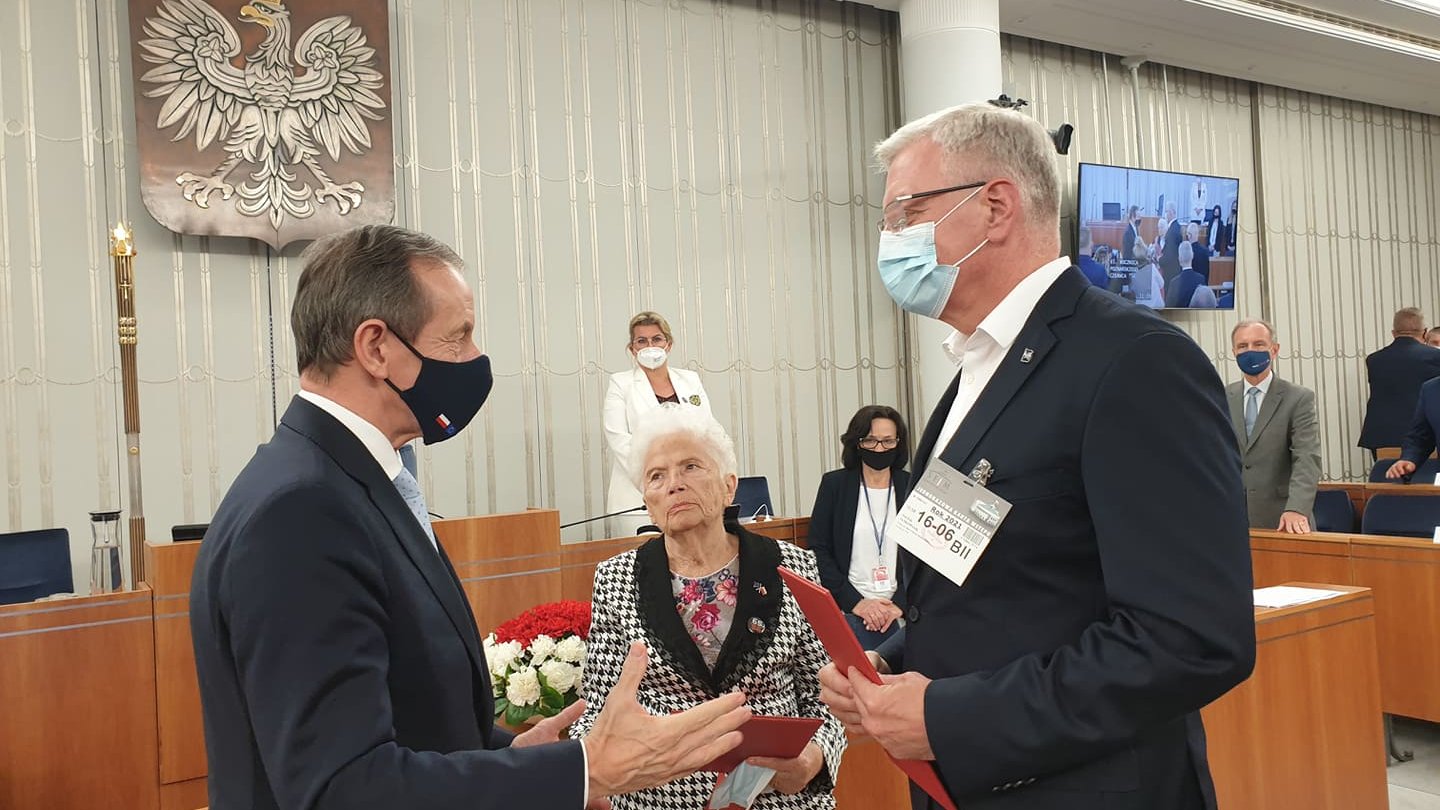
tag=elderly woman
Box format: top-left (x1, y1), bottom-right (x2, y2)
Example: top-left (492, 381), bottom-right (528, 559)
top-left (571, 405), bottom-right (845, 810)
top-left (604, 311), bottom-right (714, 535)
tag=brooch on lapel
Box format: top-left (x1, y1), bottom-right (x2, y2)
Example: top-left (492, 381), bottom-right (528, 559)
top-left (687, 394), bottom-right (702, 406)
top-left (753, 582), bottom-right (767, 597)
top-left (748, 617), bottom-right (766, 635)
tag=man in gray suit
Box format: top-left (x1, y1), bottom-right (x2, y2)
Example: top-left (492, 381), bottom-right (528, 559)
top-left (1228, 319), bottom-right (1322, 532)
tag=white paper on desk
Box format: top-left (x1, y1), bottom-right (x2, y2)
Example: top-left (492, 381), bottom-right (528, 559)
top-left (1253, 585), bottom-right (1346, 608)
top-left (1432, 526), bottom-right (1439, 544)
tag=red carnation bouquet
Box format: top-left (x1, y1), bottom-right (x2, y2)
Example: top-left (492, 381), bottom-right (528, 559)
top-left (483, 600), bottom-right (592, 727)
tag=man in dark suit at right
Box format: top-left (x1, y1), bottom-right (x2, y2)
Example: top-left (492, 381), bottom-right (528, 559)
top-left (189, 225), bottom-right (749, 810)
top-left (1158, 202), bottom-right (1183, 283)
top-left (1187, 222), bottom-right (1211, 284)
top-left (1358, 306), bottom-right (1440, 456)
top-left (1386, 377), bottom-right (1440, 481)
top-left (819, 102), bottom-right (1254, 810)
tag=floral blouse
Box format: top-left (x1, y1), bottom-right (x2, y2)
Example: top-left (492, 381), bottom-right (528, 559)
top-left (671, 556), bottom-right (739, 669)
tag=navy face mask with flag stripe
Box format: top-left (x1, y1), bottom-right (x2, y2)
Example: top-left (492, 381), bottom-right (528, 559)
top-left (384, 328), bottom-right (494, 445)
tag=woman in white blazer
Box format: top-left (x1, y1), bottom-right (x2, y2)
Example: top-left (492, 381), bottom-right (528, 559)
top-left (604, 311), bottom-right (713, 535)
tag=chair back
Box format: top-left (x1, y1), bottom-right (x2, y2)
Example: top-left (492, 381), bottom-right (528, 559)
top-left (1361, 493), bottom-right (1440, 539)
top-left (0, 528), bottom-right (73, 605)
top-left (733, 476), bottom-right (773, 522)
top-left (1312, 489), bottom-right (1355, 533)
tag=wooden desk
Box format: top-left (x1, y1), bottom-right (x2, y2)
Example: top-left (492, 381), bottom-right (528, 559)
top-left (1249, 530), bottom-right (1352, 588)
top-left (147, 541), bottom-right (209, 810)
top-left (1348, 536), bottom-right (1440, 722)
top-left (1202, 585), bottom-right (1387, 810)
top-left (0, 588), bottom-right (160, 810)
top-left (744, 516), bottom-right (810, 547)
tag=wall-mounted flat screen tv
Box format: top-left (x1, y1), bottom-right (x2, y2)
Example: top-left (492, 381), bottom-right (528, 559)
top-left (1077, 162), bottom-right (1239, 310)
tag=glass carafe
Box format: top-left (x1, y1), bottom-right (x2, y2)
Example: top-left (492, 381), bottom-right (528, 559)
top-left (89, 510), bottom-right (124, 594)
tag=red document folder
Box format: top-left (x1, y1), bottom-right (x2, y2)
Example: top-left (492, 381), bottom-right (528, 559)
top-left (777, 566), bottom-right (958, 810)
top-left (698, 715), bottom-right (823, 773)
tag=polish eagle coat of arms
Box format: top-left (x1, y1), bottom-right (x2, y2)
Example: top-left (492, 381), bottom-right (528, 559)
top-left (129, 0), bottom-right (394, 247)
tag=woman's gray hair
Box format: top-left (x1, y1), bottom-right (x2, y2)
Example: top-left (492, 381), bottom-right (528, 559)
top-left (873, 102), bottom-right (1060, 229)
top-left (627, 404), bottom-right (738, 490)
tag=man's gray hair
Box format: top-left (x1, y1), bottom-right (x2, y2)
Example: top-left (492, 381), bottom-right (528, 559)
top-left (1231, 318), bottom-right (1278, 344)
top-left (292, 225), bottom-right (463, 379)
top-left (873, 102), bottom-right (1060, 229)
top-left (627, 404), bottom-right (738, 491)
top-left (1186, 222), bottom-right (1200, 240)
top-left (1178, 241), bottom-right (1194, 267)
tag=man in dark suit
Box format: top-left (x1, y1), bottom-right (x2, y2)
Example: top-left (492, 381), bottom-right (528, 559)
top-left (1386, 377), bottom-right (1440, 480)
top-left (1121, 205), bottom-right (1141, 261)
top-left (1158, 202), bottom-right (1183, 283)
top-left (1226, 320), bottom-right (1321, 532)
top-left (1358, 307), bottom-right (1440, 454)
top-left (821, 102), bottom-right (1254, 810)
top-left (1074, 226), bottom-right (1108, 289)
top-left (1187, 222), bottom-right (1211, 284)
top-left (1165, 242), bottom-right (1207, 309)
top-left (190, 225), bottom-right (749, 810)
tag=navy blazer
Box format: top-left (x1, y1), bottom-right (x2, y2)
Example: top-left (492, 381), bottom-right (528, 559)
top-left (878, 268), bottom-right (1255, 810)
top-left (1359, 338), bottom-right (1440, 449)
top-left (190, 397), bottom-right (584, 810)
top-left (1400, 377), bottom-right (1440, 466)
top-left (806, 467), bottom-right (912, 612)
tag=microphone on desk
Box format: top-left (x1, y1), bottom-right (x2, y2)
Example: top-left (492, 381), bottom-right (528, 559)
top-left (559, 506), bottom-right (647, 530)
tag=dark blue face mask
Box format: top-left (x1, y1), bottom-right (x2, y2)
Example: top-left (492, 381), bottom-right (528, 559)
top-left (1236, 349), bottom-right (1272, 376)
top-left (384, 328), bottom-right (494, 445)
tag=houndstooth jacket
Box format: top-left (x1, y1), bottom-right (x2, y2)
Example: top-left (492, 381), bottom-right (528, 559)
top-left (570, 528), bottom-right (847, 810)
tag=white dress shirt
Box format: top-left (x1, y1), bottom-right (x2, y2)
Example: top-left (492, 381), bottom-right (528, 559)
top-left (932, 257), bottom-right (1072, 461)
top-left (847, 483), bottom-right (900, 601)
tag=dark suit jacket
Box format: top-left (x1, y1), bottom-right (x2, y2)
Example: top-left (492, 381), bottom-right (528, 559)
top-left (1190, 241), bottom-right (1211, 284)
top-left (1359, 338), bottom-right (1440, 449)
top-left (807, 467), bottom-right (912, 612)
top-left (877, 268), bottom-right (1255, 810)
top-left (1121, 222), bottom-right (1138, 261)
top-left (1400, 377), bottom-right (1440, 466)
top-left (1164, 269), bottom-right (1206, 309)
top-left (1159, 219), bottom-right (1183, 280)
top-left (190, 397), bottom-right (584, 810)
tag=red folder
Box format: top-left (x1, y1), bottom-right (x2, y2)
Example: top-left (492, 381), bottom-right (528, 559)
top-left (778, 566), bottom-right (958, 810)
top-left (698, 715), bottom-right (823, 773)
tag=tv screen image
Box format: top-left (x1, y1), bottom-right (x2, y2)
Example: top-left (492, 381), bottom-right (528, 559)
top-left (1076, 162), bottom-right (1239, 311)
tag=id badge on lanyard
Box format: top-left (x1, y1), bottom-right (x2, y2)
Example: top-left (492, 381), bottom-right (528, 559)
top-left (893, 458), bottom-right (1012, 588)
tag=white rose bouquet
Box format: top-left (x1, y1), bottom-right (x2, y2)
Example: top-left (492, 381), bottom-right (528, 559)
top-left (482, 600), bottom-right (590, 727)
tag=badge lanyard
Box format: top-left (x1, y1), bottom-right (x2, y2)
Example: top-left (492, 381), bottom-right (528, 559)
top-left (861, 483), bottom-right (893, 561)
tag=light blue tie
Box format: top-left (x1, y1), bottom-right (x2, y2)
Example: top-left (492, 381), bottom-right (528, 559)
top-left (1244, 387), bottom-right (1260, 438)
top-left (393, 466), bottom-right (437, 551)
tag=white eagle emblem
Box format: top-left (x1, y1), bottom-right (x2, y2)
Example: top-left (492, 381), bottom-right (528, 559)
top-left (138, 0), bottom-right (385, 229)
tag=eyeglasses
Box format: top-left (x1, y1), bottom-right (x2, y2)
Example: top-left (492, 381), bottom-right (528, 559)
top-left (877, 180), bottom-right (987, 233)
top-left (630, 336), bottom-right (670, 349)
top-left (858, 437), bottom-right (899, 450)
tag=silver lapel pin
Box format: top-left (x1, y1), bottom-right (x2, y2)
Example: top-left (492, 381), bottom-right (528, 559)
top-left (970, 458), bottom-right (994, 486)
top-left (1020, 348), bottom-right (1035, 363)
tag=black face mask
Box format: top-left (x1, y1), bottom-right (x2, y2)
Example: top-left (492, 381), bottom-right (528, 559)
top-left (384, 329), bottom-right (494, 445)
top-left (859, 447), bottom-right (899, 470)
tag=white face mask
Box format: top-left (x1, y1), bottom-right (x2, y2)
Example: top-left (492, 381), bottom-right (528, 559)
top-left (636, 346), bottom-right (668, 370)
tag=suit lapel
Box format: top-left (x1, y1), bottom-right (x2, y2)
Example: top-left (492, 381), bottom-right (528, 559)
top-left (711, 530), bottom-right (782, 692)
top-left (1227, 385), bottom-right (1246, 447)
top-left (1246, 378), bottom-right (1286, 451)
top-left (933, 270), bottom-right (1086, 475)
top-left (911, 371), bottom-right (963, 482)
top-left (280, 397), bottom-right (488, 680)
top-left (633, 538), bottom-right (714, 692)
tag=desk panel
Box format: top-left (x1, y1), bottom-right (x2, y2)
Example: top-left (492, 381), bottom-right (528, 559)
top-left (0, 590), bottom-right (160, 810)
top-left (1348, 537), bottom-right (1440, 722)
top-left (1249, 531), bottom-right (1352, 588)
top-left (1202, 586), bottom-right (1386, 810)
top-left (149, 541), bottom-right (208, 788)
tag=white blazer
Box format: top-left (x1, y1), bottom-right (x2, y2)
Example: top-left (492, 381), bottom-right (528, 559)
top-left (602, 366), bottom-right (713, 516)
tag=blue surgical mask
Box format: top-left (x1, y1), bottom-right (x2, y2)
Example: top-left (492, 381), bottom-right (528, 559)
top-left (1236, 350), bottom-right (1271, 376)
top-left (877, 188), bottom-right (988, 319)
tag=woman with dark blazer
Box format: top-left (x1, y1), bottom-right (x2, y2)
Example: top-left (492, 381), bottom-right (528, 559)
top-left (807, 405), bottom-right (911, 650)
